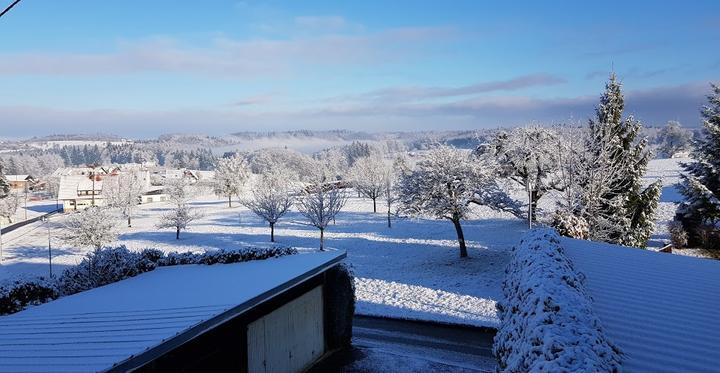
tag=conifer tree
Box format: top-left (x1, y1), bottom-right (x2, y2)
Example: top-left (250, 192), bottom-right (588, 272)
top-left (677, 84), bottom-right (720, 242)
top-left (0, 165), bottom-right (9, 199)
top-left (581, 73), bottom-right (661, 247)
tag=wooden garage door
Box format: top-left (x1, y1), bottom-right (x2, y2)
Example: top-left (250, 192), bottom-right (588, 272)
top-left (247, 286), bottom-right (324, 373)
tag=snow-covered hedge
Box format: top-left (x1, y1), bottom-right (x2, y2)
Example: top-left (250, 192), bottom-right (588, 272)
top-left (0, 276), bottom-right (58, 315)
top-left (2, 246), bottom-right (298, 315)
top-left (323, 263), bottom-right (356, 350)
top-left (493, 229), bottom-right (623, 372)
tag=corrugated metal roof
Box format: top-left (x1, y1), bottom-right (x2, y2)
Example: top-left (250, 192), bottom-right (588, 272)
top-left (0, 251), bottom-right (345, 373)
top-left (563, 238), bottom-right (720, 373)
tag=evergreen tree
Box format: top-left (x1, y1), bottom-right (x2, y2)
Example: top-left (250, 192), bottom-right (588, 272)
top-left (0, 165), bottom-right (9, 199)
top-left (677, 84), bottom-right (720, 242)
top-left (582, 73), bottom-right (661, 247)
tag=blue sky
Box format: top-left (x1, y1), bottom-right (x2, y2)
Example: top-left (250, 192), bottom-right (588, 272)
top-left (0, 0), bottom-right (718, 138)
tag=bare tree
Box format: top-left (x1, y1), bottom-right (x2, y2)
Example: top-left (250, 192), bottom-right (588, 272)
top-left (297, 179), bottom-right (347, 251)
top-left (348, 155), bottom-right (386, 213)
top-left (157, 177), bottom-right (201, 239)
top-left (156, 204), bottom-right (202, 240)
top-left (214, 155), bottom-right (250, 207)
top-left (164, 177), bottom-right (196, 205)
top-left (105, 172), bottom-right (145, 227)
top-left (62, 206), bottom-right (118, 249)
top-left (0, 191), bottom-right (22, 223)
top-left (243, 169), bottom-right (294, 242)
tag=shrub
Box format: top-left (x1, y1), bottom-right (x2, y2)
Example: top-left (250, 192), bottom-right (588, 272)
top-left (494, 229), bottom-right (622, 372)
top-left (0, 276), bottom-right (58, 315)
top-left (57, 246), bottom-right (156, 296)
top-left (5, 245), bottom-right (299, 315)
top-left (550, 210), bottom-right (589, 240)
top-left (668, 221), bottom-right (688, 249)
top-left (323, 263), bottom-right (356, 350)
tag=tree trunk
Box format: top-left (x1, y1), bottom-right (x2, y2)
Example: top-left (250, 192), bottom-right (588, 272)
top-left (176, 227), bottom-right (180, 240)
top-left (526, 177), bottom-right (532, 229)
top-left (127, 216), bottom-right (132, 228)
top-left (270, 222), bottom-right (275, 242)
top-left (530, 189), bottom-right (539, 223)
top-left (228, 195), bottom-right (232, 208)
top-left (319, 228), bottom-right (325, 251)
top-left (372, 198), bottom-right (377, 213)
top-left (452, 218), bottom-right (468, 258)
top-left (387, 207), bottom-right (392, 228)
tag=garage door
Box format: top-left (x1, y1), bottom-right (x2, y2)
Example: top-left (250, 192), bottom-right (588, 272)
top-left (247, 286), bottom-right (324, 373)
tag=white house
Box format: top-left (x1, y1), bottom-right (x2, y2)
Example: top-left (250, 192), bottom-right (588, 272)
top-left (58, 175), bottom-right (105, 211)
top-left (4, 174), bottom-right (36, 191)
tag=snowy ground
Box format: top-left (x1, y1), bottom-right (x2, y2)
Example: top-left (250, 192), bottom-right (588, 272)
top-left (0, 193), bottom-right (522, 327)
top-left (0, 158), bottom-right (693, 327)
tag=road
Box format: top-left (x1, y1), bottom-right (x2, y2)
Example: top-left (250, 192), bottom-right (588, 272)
top-left (311, 316), bottom-right (497, 372)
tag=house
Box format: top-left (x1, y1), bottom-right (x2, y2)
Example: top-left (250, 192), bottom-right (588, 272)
top-left (140, 186), bottom-right (168, 204)
top-left (4, 174), bottom-right (36, 191)
top-left (58, 174), bottom-right (105, 211)
top-left (57, 166), bottom-right (162, 211)
top-left (0, 251), bottom-right (351, 372)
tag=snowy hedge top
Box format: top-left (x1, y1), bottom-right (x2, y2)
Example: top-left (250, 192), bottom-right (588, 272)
top-left (493, 229), bottom-right (623, 372)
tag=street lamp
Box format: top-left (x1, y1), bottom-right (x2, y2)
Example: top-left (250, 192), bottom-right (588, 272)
top-left (42, 215), bottom-right (52, 278)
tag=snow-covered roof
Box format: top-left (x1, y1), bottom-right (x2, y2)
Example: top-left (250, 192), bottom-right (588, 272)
top-left (562, 238), bottom-right (720, 372)
top-left (4, 174), bottom-right (32, 182)
top-left (0, 251), bottom-right (345, 373)
top-left (58, 175), bottom-right (104, 201)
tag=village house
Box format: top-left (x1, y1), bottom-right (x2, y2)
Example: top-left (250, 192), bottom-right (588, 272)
top-left (4, 174), bottom-right (37, 192)
top-left (58, 174), bottom-right (105, 211)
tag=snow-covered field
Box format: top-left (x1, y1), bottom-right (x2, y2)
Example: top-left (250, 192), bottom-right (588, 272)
top-left (0, 158), bottom-right (692, 327)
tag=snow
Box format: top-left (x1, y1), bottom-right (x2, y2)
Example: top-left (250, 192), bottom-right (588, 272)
top-left (644, 157), bottom-right (688, 248)
top-left (0, 250), bottom-right (343, 373)
top-left (563, 236), bottom-right (720, 373)
top-left (0, 157), bottom-right (699, 328)
top-left (0, 194), bottom-right (518, 328)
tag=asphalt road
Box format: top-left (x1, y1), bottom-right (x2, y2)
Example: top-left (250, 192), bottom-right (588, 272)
top-left (310, 316), bottom-right (497, 372)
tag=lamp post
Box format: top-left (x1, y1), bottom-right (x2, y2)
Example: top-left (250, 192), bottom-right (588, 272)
top-left (42, 215), bottom-right (52, 278)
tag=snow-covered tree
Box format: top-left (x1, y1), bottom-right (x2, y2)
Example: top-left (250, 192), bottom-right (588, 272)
top-left (657, 121), bottom-right (692, 158)
top-left (156, 204), bottom-right (202, 240)
top-left (164, 177), bottom-right (196, 206)
top-left (348, 155), bottom-right (387, 213)
top-left (0, 166), bottom-right (10, 199)
top-left (398, 145), bottom-right (519, 258)
top-left (383, 157), bottom-right (403, 228)
top-left (491, 126), bottom-right (561, 226)
top-left (297, 178), bottom-right (347, 251)
top-left (243, 169), bottom-right (294, 242)
top-left (213, 155), bottom-right (250, 207)
top-left (158, 178), bottom-right (201, 239)
top-left (0, 191), bottom-right (22, 223)
top-left (567, 74), bottom-right (661, 247)
top-left (62, 206), bottom-right (118, 249)
top-left (104, 173), bottom-right (144, 227)
top-left (677, 84), bottom-right (720, 244)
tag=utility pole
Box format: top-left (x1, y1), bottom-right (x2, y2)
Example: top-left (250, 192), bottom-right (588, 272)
top-left (43, 215), bottom-right (52, 277)
top-left (24, 183), bottom-right (28, 221)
